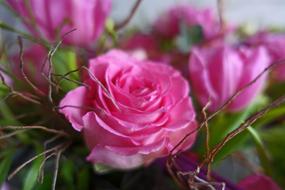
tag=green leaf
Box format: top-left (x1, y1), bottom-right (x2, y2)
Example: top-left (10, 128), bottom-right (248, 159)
top-left (0, 102), bottom-right (20, 125)
top-left (23, 157), bottom-right (42, 190)
top-left (23, 147), bottom-right (44, 190)
top-left (93, 163), bottom-right (113, 174)
top-left (33, 174), bottom-right (53, 190)
top-left (77, 168), bottom-right (90, 190)
top-left (53, 49), bottom-right (79, 91)
top-left (214, 130), bottom-right (249, 162)
top-left (208, 96), bottom-right (267, 163)
top-left (260, 126), bottom-right (285, 188)
top-left (246, 126), bottom-right (271, 175)
top-left (0, 149), bottom-right (14, 185)
top-left (61, 159), bottom-right (75, 190)
top-left (105, 19), bottom-right (118, 45)
top-left (254, 104), bottom-right (285, 128)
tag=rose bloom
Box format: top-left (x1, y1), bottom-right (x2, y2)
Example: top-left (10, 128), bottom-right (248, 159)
top-left (7, 0), bottom-right (111, 47)
top-left (59, 50), bottom-right (197, 169)
top-left (247, 32), bottom-right (285, 80)
top-left (189, 43), bottom-right (270, 112)
top-left (154, 5), bottom-right (219, 39)
top-left (238, 174), bottom-right (281, 190)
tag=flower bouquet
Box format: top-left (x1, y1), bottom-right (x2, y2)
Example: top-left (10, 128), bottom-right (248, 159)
top-left (0, 0), bottom-right (284, 190)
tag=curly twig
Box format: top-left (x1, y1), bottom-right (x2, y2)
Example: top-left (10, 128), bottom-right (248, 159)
top-left (170, 59), bottom-right (285, 155)
top-left (200, 94), bottom-right (285, 168)
top-left (115, 0), bottom-right (143, 31)
top-left (17, 36), bottom-right (45, 96)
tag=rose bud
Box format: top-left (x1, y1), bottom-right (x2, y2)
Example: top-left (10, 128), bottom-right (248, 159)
top-left (247, 32), bottom-right (285, 80)
top-left (238, 174), bottom-right (281, 190)
top-left (7, 0), bottom-right (111, 47)
top-left (154, 5), bottom-right (219, 39)
top-left (189, 43), bottom-right (270, 112)
top-left (59, 50), bottom-right (197, 169)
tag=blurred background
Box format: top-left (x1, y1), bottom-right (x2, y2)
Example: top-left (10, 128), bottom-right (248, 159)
top-left (1, 0), bottom-right (285, 43)
top-left (111, 0), bottom-right (285, 29)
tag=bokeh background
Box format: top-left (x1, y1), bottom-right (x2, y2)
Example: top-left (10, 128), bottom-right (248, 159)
top-left (111, 0), bottom-right (285, 29)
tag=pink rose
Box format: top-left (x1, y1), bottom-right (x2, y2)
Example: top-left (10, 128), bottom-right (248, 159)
top-left (247, 32), bottom-right (285, 80)
top-left (11, 44), bottom-right (48, 92)
top-left (59, 50), bottom-right (197, 169)
top-left (154, 5), bottom-right (219, 39)
top-left (7, 0), bottom-right (111, 47)
top-left (189, 43), bottom-right (270, 112)
top-left (238, 174), bottom-right (281, 190)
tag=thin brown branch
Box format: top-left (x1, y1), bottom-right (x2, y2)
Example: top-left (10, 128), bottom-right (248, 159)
top-left (217, 0), bottom-right (225, 32)
top-left (82, 66), bottom-right (120, 110)
top-left (52, 143), bottom-right (69, 190)
top-left (1, 126), bottom-right (69, 137)
top-left (0, 129), bottom-right (28, 140)
top-left (8, 143), bottom-right (65, 180)
top-left (115, 0), bottom-right (143, 31)
top-left (46, 28), bottom-right (77, 105)
top-left (38, 153), bottom-right (56, 183)
top-left (201, 101), bottom-right (212, 180)
top-left (200, 94), bottom-right (285, 168)
top-left (170, 59), bottom-right (285, 155)
top-left (0, 71), bottom-right (41, 104)
top-left (56, 104), bottom-right (97, 112)
top-left (17, 36), bottom-right (45, 96)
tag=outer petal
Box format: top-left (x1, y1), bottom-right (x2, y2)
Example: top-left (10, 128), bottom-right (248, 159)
top-left (82, 112), bottom-right (137, 149)
top-left (87, 145), bottom-right (143, 170)
top-left (189, 47), bottom-right (217, 108)
top-left (66, 0), bottom-right (112, 46)
top-left (59, 86), bottom-right (88, 131)
top-left (228, 46), bottom-right (270, 111)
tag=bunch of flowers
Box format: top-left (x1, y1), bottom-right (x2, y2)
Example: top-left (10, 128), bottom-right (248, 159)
top-left (0, 0), bottom-right (284, 190)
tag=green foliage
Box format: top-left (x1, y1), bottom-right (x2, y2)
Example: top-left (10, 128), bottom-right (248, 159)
top-left (261, 126), bottom-right (285, 188)
top-left (61, 159), bottom-right (75, 190)
top-left (246, 126), bottom-right (271, 175)
top-left (77, 168), bottom-right (90, 190)
top-left (176, 23), bottom-right (204, 53)
top-left (196, 96), bottom-right (269, 163)
top-left (23, 156), bottom-right (43, 190)
top-left (53, 49), bottom-right (80, 91)
top-left (0, 149), bottom-right (14, 185)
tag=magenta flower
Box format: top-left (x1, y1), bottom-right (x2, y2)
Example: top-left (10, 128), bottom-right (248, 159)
top-left (7, 0), bottom-right (111, 47)
top-left (238, 174), bottom-right (281, 190)
top-left (189, 43), bottom-right (270, 112)
top-left (59, 50), bottom-right (197, 169)
top-left (154, 5), bottom-right (219, 39)
top-left (247, 32), bottom-right (285, 80)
